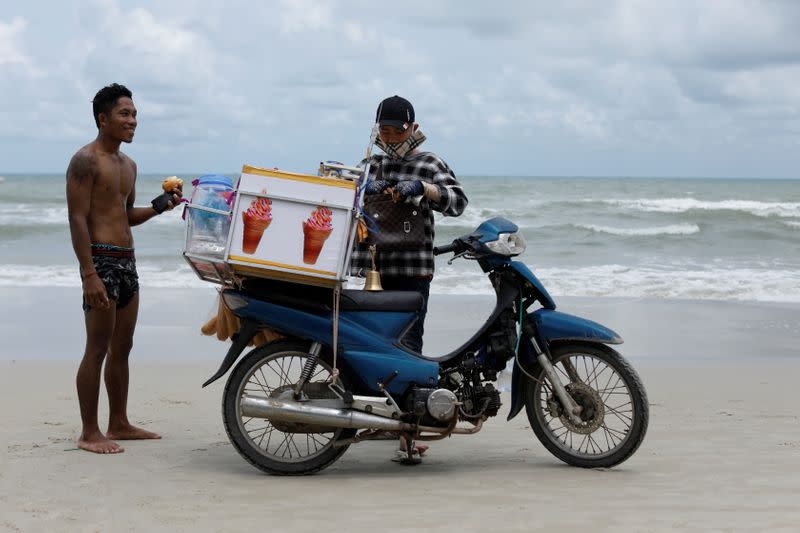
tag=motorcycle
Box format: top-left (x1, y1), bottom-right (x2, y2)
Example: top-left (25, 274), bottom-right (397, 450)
top-left (203, 217), bottom-right (649, 475)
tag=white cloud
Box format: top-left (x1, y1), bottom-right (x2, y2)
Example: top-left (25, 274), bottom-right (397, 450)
top-left (1, 1), bottom-right (799, 177)
top-left (721, 65), bottom-right (800, 108)
top-left (0, 17), bottom-right (31, 67)
top-left (487, 113), bottom-right (511, 128)
top-left (342, 22), bottom-right (373, 45)
top-left (612, 1), bottom-right (800, 69)
top-left (96, 2), bottom-right (220, 86)
top-left (558, 104), bottom-right (604, 139)
top-left (278, 0), bottom-right (333, 33)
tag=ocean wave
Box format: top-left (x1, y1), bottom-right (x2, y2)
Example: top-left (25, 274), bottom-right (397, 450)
top-left (148, 208), bottom-right (187, 225)
top-left (0, 205), bottom-right (69, 226)
top-left (0, 263), bottom-right (209, 289)
top-left (435, 206), bottom-right (506, 228)
top-left (600, 198), bottom-right (800, 218)
top-left (431, 263), bottom-right (800, 303)
top-left (535, 264), bottom-right (800, 303)
top-left (574, 223), bottom-right (700, 236)
top-left (3, 261), bottom-right (800, 303)
top-left (0, 203), bottom-right (186, 227)
top-left (782, 221), bottom-right (800, 229)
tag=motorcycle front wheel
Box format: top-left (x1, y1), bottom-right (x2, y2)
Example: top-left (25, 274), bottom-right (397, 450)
top-left (222, 339), bottom-right (356, 475)
top-left (523, 342), bottom-right (649, 468)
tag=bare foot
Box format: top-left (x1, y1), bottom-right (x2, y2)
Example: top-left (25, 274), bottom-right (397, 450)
top-left (399, 441), bottom-right (429, 456)
top-left (77, 432), bottom-right (124, 454)
top-left (106, 424), bottom-right (161, 441)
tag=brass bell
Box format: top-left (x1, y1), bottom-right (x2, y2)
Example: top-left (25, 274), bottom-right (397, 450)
top-left (364, 244), bottom-right (383, 291)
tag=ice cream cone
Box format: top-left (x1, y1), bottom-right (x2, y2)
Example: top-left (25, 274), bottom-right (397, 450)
top-left (302, 224), bottom-right (332, 264)
top-left (241, 193), bottom-right (273, 255)
top-left (242, 216), bottom-right (271, 254)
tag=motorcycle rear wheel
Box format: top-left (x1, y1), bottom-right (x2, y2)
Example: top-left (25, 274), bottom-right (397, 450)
top-left (222, 339), bottom-right (356, 475)
top-left (523, 342), bottom-right (649, 468)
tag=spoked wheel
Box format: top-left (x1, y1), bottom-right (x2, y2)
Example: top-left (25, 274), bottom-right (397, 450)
top-left (222, 339), bottom-right (355, 475)
top-left (524, 342), bottom-right (649, 468)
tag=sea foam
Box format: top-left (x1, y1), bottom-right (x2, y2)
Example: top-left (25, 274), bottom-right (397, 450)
top-left (601, 198), bottom-right (800, 218)
top-left (574, 223), bottom-right (700, 236)
top-left (430, 263), bottom-right (800, 303)
top-left (3, 261), bottom-right (800, 303)
top-left (0, 205), bottom-right (69, 226)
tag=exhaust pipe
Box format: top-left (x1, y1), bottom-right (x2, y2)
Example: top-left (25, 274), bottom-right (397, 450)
top-left (240, 394), bottom-right (408, 431)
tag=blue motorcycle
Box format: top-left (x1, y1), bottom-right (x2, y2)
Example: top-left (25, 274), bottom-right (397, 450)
top-left (204, 217), bottom-right (649, 475)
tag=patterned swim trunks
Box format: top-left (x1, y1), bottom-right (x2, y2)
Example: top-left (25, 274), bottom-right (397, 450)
top-left (82, 244), bottom-right (139, 312)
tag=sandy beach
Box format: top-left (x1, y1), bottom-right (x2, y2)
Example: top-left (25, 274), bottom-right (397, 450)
top-left (2, 287), bottom-right (800, 532)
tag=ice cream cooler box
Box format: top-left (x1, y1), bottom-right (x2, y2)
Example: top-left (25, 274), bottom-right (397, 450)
top-left (183, 164), bottom-right (359, 287)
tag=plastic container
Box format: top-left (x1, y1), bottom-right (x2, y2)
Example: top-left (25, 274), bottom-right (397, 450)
top-left (186, 174), bottom-right (234, 257)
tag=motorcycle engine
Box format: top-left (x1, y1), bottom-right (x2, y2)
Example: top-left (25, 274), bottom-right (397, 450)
top-left (406, 388), bottom-right (458, 426)
top-left (413, 309), bottom-right (516, 423)
top-left (461, 380), bottom-right (502, 418)
top-left (442, 362), bottom-right (504, 420)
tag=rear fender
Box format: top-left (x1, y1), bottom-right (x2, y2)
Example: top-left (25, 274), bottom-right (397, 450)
top-left (202, 318), bottom-right (259, 387)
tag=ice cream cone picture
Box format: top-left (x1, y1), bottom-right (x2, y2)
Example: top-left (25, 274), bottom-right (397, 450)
top-left (302, 206), bottom-right (333, 264)
top-left (241, 193), bottom-right (272, 254)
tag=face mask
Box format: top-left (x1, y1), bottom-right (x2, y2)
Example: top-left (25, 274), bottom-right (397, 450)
top-left (375, 128), bottom-right (426, 161)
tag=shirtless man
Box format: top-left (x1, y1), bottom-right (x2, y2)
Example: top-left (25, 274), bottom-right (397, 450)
top-left (66, 83), bottom-right (182, 454)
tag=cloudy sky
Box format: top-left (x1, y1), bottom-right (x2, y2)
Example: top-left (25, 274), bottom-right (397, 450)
top-left (1, 1), bottom-right (799, 177)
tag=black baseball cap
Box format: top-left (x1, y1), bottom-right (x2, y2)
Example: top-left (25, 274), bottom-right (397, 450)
top-left (375, 95), bottom-right (415, 130)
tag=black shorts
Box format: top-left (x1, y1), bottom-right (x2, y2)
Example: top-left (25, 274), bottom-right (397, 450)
top-left (82, 244), bottom-right (139, 312)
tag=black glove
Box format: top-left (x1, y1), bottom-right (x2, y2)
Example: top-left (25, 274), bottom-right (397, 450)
top-left (365, 179), bottom-right (390, 196)
top-left (394, 180), bottom-right (424, 201)
top-left (151, 192), bottom-right (172, 214)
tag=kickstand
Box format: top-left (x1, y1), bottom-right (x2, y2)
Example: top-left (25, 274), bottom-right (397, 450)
top-left (398, 435), bottom-right (422, 465)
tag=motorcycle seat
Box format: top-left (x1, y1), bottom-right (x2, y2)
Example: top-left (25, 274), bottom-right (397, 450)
top-left (339, 289), bottom-right (423, 312)
top-left (239, 278), bottom-right (422, 313)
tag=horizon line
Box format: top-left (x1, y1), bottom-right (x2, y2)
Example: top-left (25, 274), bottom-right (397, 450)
top-left (2, 172), bottom-right (798, 181)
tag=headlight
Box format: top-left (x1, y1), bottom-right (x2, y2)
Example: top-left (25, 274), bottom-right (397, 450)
top-left (485, 231), bottom-right (526, 256)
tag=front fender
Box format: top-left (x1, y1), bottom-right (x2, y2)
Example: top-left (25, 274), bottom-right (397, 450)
top-left (531, 308), bottom-right (623, 345)
top-left (506, 309), bottom-right (623, 421)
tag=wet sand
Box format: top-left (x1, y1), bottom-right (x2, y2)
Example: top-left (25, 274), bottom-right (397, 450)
top-left (1, 288), bottom-right (799, 532)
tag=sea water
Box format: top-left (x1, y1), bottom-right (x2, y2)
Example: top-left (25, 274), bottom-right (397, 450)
top-left (1, 173), bottom-right (799, 302)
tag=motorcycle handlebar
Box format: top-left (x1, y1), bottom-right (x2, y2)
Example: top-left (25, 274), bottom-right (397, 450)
top-left (433, 241), bottom-right (459, 256)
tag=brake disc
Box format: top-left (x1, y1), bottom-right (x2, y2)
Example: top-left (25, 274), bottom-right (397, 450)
top-left (556, 382), bottom-right (605, 435)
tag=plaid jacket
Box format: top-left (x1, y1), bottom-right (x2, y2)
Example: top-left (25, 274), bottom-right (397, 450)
top-left (350, 151), bottom-right (468, 278)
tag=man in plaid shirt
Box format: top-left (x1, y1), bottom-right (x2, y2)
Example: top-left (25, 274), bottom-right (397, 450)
top-left (350, 95), bottom-right (468, 355)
